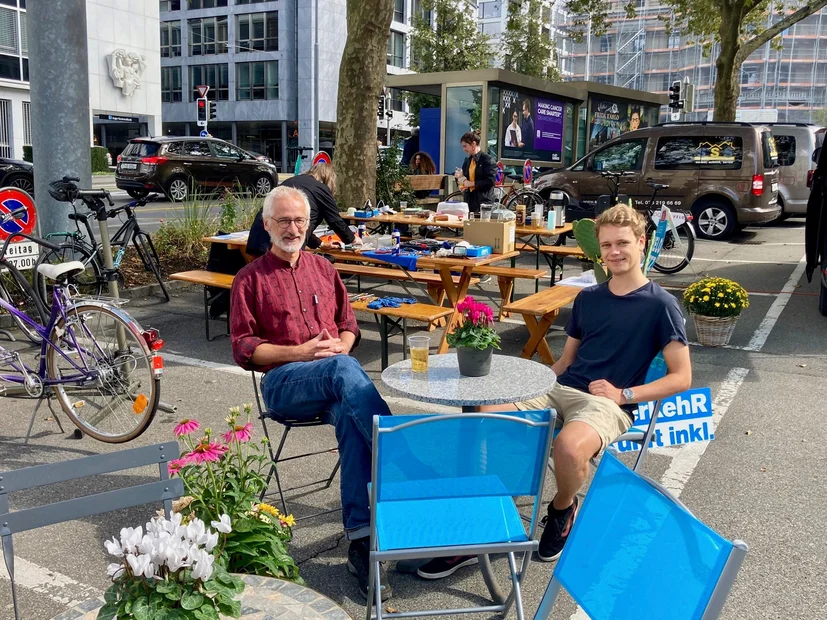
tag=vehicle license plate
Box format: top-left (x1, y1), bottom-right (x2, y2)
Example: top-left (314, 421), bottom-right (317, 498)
top-left (121, 163), bottom-right (138, 170)
top-left (771, 182), bottom-right (778, 193)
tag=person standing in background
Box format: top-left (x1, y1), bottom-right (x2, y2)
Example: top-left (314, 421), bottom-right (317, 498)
top-left (401, 127), bottom-right (420, 166)
top-left (519, 99), bottom-right (535, 151)
top-left (455, 132), bottom-right (496, 214)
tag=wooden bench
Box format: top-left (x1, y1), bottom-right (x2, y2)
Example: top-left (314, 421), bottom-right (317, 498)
top-left (502, 285), bottom-right (582, 364)
top-left (515, 242), bottom-right (587, 288)
top-left (351, 298), bottom-right (453, 369)
top-left (406, 174), bottom-right (447, 206)
top-left (471, 265), bottom-right (547, 320)
top-left (170, 270), bottom-right (235, 341)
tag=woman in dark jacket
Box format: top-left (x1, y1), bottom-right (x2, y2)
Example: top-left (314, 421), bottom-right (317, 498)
top-left (246, 163), bottom-right (359, 256)
top-left (454, 132), bottom-right (497, 214)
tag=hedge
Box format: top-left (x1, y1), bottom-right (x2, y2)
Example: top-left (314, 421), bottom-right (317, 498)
top-left (22, 146), bottom-right (111, 173)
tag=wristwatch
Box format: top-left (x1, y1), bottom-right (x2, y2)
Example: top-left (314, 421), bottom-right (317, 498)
top-left (622, 388), bottom-right (635, 404)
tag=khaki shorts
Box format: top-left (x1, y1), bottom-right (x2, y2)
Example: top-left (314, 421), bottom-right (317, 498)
top-left (516, 383), bottom-right (632, 454)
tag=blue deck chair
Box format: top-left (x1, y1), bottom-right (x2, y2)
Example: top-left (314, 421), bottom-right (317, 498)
top-left (534, 451), bottom-right (748, 620)
top-left (367, 410), bottom-right (556, 620)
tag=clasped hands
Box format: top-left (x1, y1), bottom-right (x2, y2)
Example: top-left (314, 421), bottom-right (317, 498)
top-left (301, 329), bottom-right (349, 360)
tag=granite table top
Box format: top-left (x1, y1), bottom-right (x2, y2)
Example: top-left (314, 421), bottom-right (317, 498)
top-left (381, 353), bottom-right (556, 407)
top-left (51, 574), bottom-right (351, 620)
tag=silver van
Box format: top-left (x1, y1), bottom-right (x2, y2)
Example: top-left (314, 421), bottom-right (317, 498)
top-left (769, 123), bottom-right (824, 219)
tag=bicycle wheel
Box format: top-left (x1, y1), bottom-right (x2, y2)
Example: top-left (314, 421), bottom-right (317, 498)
top-left (444, 190), bottom-right (465, 202)
top-left (132, 232), bottom-right (170, 301)
top-left (46, 304), bottom-right (159, 443)
top-left (35, 242), bottom-right (103, 306)
top-left (652, 223), bottom-right (695, 275)
top-left (0, 261), bottom-right (48, 343)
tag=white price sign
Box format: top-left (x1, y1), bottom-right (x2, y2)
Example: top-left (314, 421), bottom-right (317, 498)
top-left (1, 240), bottom-right (38, 271)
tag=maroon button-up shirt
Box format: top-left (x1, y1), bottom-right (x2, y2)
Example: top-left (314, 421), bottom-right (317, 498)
top-left (230, 250), bottom-right (360, 373)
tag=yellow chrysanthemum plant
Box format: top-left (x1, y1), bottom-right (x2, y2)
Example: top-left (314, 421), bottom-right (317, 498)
top-left (683, 276), bottom-right (749, 318)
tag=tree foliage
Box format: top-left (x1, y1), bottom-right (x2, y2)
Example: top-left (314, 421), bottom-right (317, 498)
top-left (502, 0), bottom-right (560, 81)
top-left (406, 0), bottom-right (495, 125)
top-left (563, 0), bottom-right (827, 120)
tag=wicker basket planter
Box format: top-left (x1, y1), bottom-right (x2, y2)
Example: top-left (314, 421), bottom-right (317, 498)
top-left (692, 313), bottom-right (739, 347)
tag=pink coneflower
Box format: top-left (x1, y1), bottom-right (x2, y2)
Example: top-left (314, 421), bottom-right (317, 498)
top-left (174, 419), bottom-right (200, 437)
top-left (167, 458), bottom-right (188, 476)
top-left (222, 422), bottom-right (253, 443)
top-left (186, 442), bottom-right (228, 464)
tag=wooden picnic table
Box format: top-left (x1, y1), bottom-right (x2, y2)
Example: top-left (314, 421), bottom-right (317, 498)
top-left (323, 248), bottom-right (520, 354)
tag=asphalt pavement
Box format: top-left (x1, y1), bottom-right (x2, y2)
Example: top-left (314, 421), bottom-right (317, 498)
top-left (0, 218), bottom-right (824, 619)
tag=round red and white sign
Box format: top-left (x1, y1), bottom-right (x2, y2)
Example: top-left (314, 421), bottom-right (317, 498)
top-left (0, 187), bottom-right (37, 241)
top-left (312, 151), bottom-right (332, 166)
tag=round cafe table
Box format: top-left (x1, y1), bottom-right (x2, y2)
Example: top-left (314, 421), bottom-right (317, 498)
top-left (381, 353), bottom-right (557, 604)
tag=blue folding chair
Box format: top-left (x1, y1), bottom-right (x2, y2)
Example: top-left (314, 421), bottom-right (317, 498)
top-left (367, 410), bottom-right (556, 620)
top-left (534, 451), bottom-right (748, 620)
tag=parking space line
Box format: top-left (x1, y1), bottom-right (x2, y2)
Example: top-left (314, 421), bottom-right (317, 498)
top-left (744, 255), bottom-right (807, 352)
top-left (0, 556), bottom-right (101, 607)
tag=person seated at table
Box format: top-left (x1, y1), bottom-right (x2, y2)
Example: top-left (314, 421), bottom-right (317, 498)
top-left (416, 205), bottom-right (691, 580)
top-left (246, 162), bottom-right (361, 256)
top-left (230, 185), bottom-right (392, 600)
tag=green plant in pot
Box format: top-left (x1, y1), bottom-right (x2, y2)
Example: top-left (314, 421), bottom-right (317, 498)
top-left (447, 296), bottom-right (501, 377)
top-left (572, 219), bottom-right (609, 283)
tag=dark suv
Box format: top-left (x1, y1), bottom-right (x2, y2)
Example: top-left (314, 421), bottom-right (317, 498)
top-left (535, 122), bottom-right (780, 240)
top-left (116, 136), bottom-right (278, 201)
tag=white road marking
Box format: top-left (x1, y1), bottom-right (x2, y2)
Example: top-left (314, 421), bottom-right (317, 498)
top-left (660, 367), bottom-right (749, 498)
top-left (0, 556), bottom-right (102, 607)
top-left (691, 257), bottom-right (802, 265)
top-left (744, 255), bottom-right (807, 352)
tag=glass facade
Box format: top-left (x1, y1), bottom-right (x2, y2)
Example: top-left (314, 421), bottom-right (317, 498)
top-left (445, 85), bottom-right (483, 174)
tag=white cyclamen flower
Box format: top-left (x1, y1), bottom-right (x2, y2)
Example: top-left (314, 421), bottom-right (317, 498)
top-left (191, 551), bottom-right (215, 581)
top-left (203, 530), bottom-right (219, 553)
top-left (186, 518), bottom-right (206, 543)
top-left (165, 546), bottom-right (189, 573)
top-left (126, 553), bottom-right (155, 579)
top-left (104, 537), bottom-right (124, 558)
top-left (211, 514), bottom-right (232, 534)
top-left (119, 526), bottom-right (143, 554)
top-left (138, 534), bottom-right (157, 556)
top-left (106, 563), bottom-right (124, 578)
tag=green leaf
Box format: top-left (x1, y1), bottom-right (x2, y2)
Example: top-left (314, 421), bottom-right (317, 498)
top-left (182, 591), bottom-right (205, 610)
top-left (133, 598), bottom-right (151, 620)
top-left (216, 595), bottom-right (242, 618)
top-left (193, 604), bottom-right (220, 620)
top-left (103, 585), bottom-right (119, 604)
top-left (98, 603), bottom-right (119, 620)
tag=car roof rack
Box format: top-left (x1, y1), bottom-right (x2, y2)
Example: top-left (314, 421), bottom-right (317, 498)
top-left (763, 122), bottom-right (816, 127)
top-left (652, 121), bottom-right (756, 127)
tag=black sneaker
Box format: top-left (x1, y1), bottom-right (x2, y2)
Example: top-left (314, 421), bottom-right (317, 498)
top-left (537, 495), bottom-right (579, 562)
top-left (346, 537), bottom-right (392, 601)
top-left (416, 555), bottom-right (479, 580)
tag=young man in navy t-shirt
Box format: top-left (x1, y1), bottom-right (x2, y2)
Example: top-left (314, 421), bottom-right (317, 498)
top-left (416, 205), bottom-right (692, 581)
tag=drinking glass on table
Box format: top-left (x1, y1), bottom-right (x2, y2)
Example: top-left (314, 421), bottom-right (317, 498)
top-left (408, 336), bottom-right (430, 372)
top-left (480, 203), bottom-right (493, 222)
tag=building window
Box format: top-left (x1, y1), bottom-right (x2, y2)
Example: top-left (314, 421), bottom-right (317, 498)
top-left (22, 100), bottom-right (30, 145)
top-left (236, 60), bottom-right (278, 100)
top-left (668, 31), bottom-right (680, 49)
top-left (189, 16), bottom-right (228, 56)
top-left (162, 66), bottom-right (182, 103)
top-left (0, 99), bottom-right (10, 158)
top-left (393, 0), bottom-right (404, 23)
top-left (479, 1), bottom-right (501, 19)
top-left (160, 21), bottom-right (181, 57)
top-left (479, 21), bottom-right (501, 36)
top-left (160, 0), bottom-right (181, 10)
top-left (189, 63), bottom-right (229, 101)
top-left (389, 88), bottom-right (404, 112)
top-left (600, 35), bottom-right (612, 52)
top-left (0, 53), bottom-right (19, 80)
top-left (387, 31), bottom-right (404, 68)
top-left (0, 7), bottom-right (18, 55)
top-left (236, 12), bottom-right (278, 52)
top-left (187, 0), bottom-right (227, 8)
top-left (414, 0), bottom-right (432, 25)
top-left (236, 0), bottom-right (267, 4)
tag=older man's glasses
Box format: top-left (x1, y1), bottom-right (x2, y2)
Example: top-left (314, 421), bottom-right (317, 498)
top-left (271, 217), bottom-right (308, 229)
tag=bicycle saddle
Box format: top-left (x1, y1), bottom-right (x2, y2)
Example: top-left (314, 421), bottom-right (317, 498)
top-left (646, 180), bottom-right (670, 191)
top-left (36, 261), bottom-right (86, 282)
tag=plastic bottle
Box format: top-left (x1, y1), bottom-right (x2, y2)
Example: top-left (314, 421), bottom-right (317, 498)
top-left (392, 228), bottom-right (401, 247)
top-left (358, 223), bottom-right (366, 239)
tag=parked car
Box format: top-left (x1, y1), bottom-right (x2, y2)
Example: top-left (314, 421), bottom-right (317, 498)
top-left (0, 158), bottom-right (35, 196)
top-left (535, 122), bottom-right (781, 240)
top-left (768, 123), bottom-right (824, 220)
top-left (115, 136), bottom-right (278, 201)
top-left (805, 141), bottom-right (827, 315)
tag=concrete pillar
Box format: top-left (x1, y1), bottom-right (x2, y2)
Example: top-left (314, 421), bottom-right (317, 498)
top-left (28, 0), bottom-right (91, 236)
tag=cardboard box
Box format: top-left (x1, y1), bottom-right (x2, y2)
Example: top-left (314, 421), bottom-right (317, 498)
top-left (463, 220), bottom-right (516, 254)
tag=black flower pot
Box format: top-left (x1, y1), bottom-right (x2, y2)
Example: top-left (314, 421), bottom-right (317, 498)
top-left (456, 346), bottom-right (493, 377)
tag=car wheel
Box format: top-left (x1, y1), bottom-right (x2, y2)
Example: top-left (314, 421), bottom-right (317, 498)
top-left (166, 177), bottom-right (189, 202)
top-left (126, 189), bottom-right (149, 199)
top-left (254, 175), bottom-right (273, 196)
top-left (820, 279), bottom-right (827, 317)
top-left (770, 197), bottom-right (791, 224)
top-left (692, 201), bottom-right (737, 240)
top-left (5, 174), bottom-right (35, 196)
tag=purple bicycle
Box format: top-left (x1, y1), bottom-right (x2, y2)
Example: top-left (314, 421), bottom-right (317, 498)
top-left (0, 207), bottom-right (164, 444)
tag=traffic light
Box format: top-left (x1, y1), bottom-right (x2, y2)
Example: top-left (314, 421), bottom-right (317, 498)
top-left (208, 100), bottom-right (218, 121)
top-left (668, 80), bottom-right (683, 110)
top-left (196, 97), bottom-right (207, 124)
top-left (377, 95), bottom-right (385, 119)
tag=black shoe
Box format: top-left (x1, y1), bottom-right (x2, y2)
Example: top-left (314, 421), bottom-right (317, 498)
top-left (537, 495), bottom-right (579, 562)
top-left (346, 538), bottom-right (392, 601)
top-left (416, 555), bottom-right (479, 580)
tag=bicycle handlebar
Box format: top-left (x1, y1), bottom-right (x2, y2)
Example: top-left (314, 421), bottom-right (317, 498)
top-left (76, 188), bottom-right (115, 207)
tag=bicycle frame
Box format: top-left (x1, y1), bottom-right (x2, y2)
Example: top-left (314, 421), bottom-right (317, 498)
top-left (47, 204), bottom-right (140, 271)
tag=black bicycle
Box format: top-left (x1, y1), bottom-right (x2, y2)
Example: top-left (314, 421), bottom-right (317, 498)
top-left (596, 170), bottom-right (695, 274)
top-left (34, 177), bottom-right (170, 305)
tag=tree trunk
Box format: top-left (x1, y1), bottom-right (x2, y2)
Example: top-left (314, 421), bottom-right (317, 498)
top-left (335, 0), bottom-right (394, 211)
top-left (712, 4), bottom-right (742, 122)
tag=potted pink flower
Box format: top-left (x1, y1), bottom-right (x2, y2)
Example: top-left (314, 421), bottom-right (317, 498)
top-left (447, 296), bottom-right (501, 377)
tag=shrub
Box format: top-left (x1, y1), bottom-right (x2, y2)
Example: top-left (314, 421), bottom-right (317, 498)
top-left (683, 276), bottom-right (749, 318)
top-left (91, 146), bottom-right (110, 172)
top-left (376, 141), bottom-right (416, 208)
top-left (22, 145), bottom-right (32, 163)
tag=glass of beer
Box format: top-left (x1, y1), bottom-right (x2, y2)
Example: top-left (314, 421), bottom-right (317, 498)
top-left (408, 335), bottom-right (431, 373)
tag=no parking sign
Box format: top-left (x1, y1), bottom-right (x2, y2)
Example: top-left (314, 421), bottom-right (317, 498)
top-left (494, 161), bottom-right (504, 186)
top-left (312, 151), bottom-right (332, 166)
top-left (523, 159), bottom-right (533, 184)
top-left (0, 187), bottom-right (39, 270)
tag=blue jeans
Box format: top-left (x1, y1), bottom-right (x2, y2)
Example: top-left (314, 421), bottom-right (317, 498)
top-left (261, 355), bottom-right (391, 540)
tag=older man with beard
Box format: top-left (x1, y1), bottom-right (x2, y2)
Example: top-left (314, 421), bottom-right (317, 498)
top-left (230, 185), bottom-right (393, 602)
